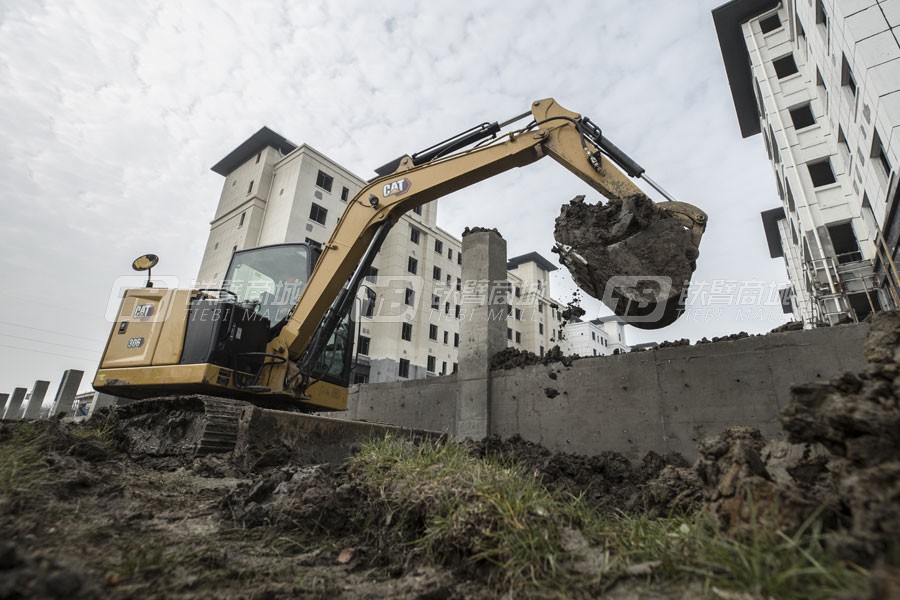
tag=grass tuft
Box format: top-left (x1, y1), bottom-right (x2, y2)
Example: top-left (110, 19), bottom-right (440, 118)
top-left (349, 436), bottom-right (869, 598)
top-left (0, 423), bottom-right (55, 497)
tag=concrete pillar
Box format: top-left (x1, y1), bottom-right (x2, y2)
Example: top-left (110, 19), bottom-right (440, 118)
top-left (50, 370), bottom-right (84, 417)
top-left (87, 393), bottom-right (117, 417)
top-left (455, 229), bottom-right (508, 440)
top-left (0, 394), bottom-right (8, 417)
top-left (2, 388), bottom-right (27, 420)
top-left (23, 380), bottom-right (50, 420)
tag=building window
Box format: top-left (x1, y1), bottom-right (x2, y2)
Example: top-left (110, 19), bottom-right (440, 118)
top-left (316, 170), bottom-right (333, 192)
top-left (340, 186), bottom-right (349, 202)
top-left (514, 286), bottom-right (521, 298)
top-left (446, 274), bottom-right (451, 286)
top-left (309, 203), bottom-right (328, 225)
top-left (256, 151), bottom-right (261, 164)
top-left (539, 323), bottom-right (544, 335)
top-left (426, 356), bottom-right (436, 373)
top-left (507, 328), bottom-right (512, 340)
top-left (785, 181), bottom-right (796, 213)
top-left (452, 362), bottom-right (458, 374)
top-left (457, 252), bottom-right (462, 265)
top-left (408, 256), bottom-right (418, 275)
top-left (399, 358), bottom-right (410, 378)
top-left (515, 308), bottom-right (521, 320)
top-left (538, 301), bottom-right (544, 313)
top-left (841, 54), bottom-right (857, 98)
top-left (431, 294), bottom-right (440, 310)
top-left (807, 159), bottom-right (836, 187)
top-left (454, 333), bottom-right (460, 347)
top-left (871, 130), bottom-right (892, 178)
top-left (353, 373), bottom-right (369, 384)
top-left (401, 323), bottom-right (413, 341)
top-left (507, 304), bottom-right (513, 316)
top-left (455, 305), bottom-right (461, 318)
top-left (239, 212), bottom-right (246, 227)
top-left (429, 324), bottom-right (438, 340)
top-left (448, 248), bottom-right (453, 260)
top-left (591, 331), bottom-right (596, 341)
top-left (772, 54), bottom-right (798, 79)
top-left (759, 13), bottom-right (781, 34)
top-left (816, 0), bottom-right (827, 29)
top-left (405, 288), bottom-right (415, 306)
top-left (433, 266), bottom-right (441, 280)
top-left (456, 278), bottom-right (461, 292)
top-left (362, 295), bottom-right (375, 318)
top-left (410, 227), bottom-right (420, 244)
top-left (445, 302), bottom-right (450, 315)
top-left (434, 239), bottom-right (443, 254)
top-left (357, 335), bottom-right (370, 356)
top-left (443, 331), bottom-right (448, 344)
top-left (789, 104), bottom-right (815, 130)
top-left (515, 331), bottom-right (521, 343)
top-left (247, 180), bottom-right (254, 194)
top-left (827, 222), bottom-right (862, 264)
top-left (441, 361), bottom-right (447, 376)
top-left (540, 346), bottom-right (544, 358)
top-left (413, 205), bottom-right (422, 215)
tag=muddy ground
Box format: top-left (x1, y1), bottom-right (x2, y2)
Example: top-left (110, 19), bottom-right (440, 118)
top-left (3, 314), bottom-right (900, 598)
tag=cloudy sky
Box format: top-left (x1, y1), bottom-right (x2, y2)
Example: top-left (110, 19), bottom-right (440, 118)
top-left (0, 0), bottom-right (788, 399)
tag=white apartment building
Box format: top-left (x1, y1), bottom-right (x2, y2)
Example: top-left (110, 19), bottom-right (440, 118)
top-left (563, 317), bottom-right (630, 357)
top-left (714, 0), bottom-right (900, 325)
top-left (196, 128), bottom-right (577, 383)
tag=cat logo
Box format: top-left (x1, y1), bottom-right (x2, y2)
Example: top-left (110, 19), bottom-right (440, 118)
top-left (382, 178), bottom-right (411, 198)
top-left (133, 304), bottom-right (153, 319)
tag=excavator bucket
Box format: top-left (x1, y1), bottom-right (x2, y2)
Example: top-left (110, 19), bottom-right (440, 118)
top-left (553, 195), bottom-right (706, 330)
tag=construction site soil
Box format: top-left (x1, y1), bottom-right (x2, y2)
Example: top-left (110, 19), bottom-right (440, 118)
top-left (3, 313), bottom-right (900, 598)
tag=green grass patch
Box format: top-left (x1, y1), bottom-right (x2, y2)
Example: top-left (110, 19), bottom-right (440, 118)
top-left (349, 436), bottom-right (869, 598)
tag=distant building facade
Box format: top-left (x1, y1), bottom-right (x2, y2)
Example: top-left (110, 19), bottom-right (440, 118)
top-left (714, 0), bottom-right (900, 325)
top-left (563, 317), bottom-right (630, 357)
top-left (196, 128), bottom-right (598, 383)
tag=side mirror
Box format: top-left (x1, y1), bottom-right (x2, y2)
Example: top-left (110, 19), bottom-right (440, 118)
top-left (132, 254), bottom-right (159, 288)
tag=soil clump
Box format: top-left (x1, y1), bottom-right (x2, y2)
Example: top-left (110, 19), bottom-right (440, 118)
top-left (553, 195), bottom-right (697, 327)
top-left (490, 345), bottom-right (578, 370)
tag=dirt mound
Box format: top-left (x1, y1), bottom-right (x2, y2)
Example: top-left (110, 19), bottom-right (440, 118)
top-left (683, 312), bottom-right (900, 566)
top-left (461, 226), bottom-right (501, 238)
top-left (470, 435), bottom-right (698, 516)
top-left (490, 344), bottom-right (578, 370)
top-left (769, 320), bottom-right (804, 333)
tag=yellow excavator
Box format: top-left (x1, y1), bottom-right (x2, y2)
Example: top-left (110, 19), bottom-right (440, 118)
top-left (93, 98), bottom-right (707, 412)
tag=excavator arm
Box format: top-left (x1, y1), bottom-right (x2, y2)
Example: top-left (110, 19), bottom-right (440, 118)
top-left (267, 98), bottom-right (706, 399)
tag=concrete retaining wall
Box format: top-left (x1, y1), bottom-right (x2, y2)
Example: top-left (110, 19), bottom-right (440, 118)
top-left (346, 323), bottom-right (870, 461)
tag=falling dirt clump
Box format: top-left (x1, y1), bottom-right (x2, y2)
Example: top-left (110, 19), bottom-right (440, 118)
top-left (490, 345), bottom-right (579, 370)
